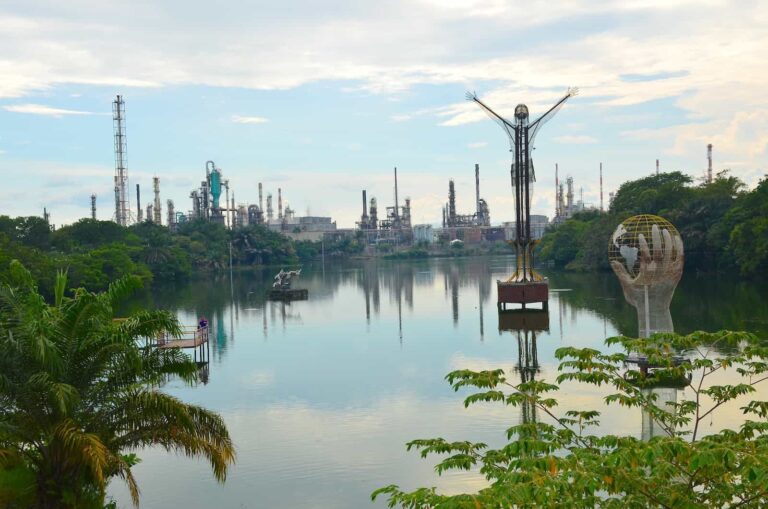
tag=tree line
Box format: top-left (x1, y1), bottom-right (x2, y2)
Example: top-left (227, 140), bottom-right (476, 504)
top-left (538, 171), bottom-right (768, 277)
top-left (0, 217), bottom-right (365, 295)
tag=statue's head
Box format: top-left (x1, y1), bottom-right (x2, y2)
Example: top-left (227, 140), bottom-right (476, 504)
top-left (514, 104), bottom-right (529, 121)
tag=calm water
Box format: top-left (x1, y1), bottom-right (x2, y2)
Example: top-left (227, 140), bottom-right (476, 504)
top-left (111, 256), bottom-right (768, 508)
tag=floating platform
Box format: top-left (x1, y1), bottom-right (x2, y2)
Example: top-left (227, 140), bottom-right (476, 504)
top-left (268, 288), bottom-right (309, 301)
top-left (497, 280), bottom-right (549, 311)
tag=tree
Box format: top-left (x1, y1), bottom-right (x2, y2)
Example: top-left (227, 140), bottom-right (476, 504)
top-left (610, 172), bottom-right (693, 217)
top-left (713, 177), bottom-right (768, 277)
top-left (51, 219), bottom-right (135, 253)
top-left (0, 261), bottom-right (235, 508)
top-left (374, 330), bottom-right (768, 508)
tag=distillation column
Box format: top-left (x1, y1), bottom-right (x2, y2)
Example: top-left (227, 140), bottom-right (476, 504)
top-left (153, 177), bottom-right (161, 225)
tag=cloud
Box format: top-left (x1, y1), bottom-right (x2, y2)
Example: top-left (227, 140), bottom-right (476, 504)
top-left (390, 113), bottom-right (413, 122)
top-left (554, 135), bottom-right (597, 144)
top-left (2, 103), bottom-right (94, 117)
top-left (467, 141), bottom-right (488, 149)
top-left (230, 115), bottom-right (269, 124)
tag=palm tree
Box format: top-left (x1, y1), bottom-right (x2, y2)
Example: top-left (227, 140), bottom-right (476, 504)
top-left (0, 261), bottom-right (235, 508)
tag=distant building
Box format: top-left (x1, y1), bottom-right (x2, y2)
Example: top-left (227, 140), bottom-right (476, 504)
top-left (503, 215), bottom-right (549, 241)
top-left (413, 224), bottom-right (435, 244)
top-left (269, 216), bottom-right (337, 233)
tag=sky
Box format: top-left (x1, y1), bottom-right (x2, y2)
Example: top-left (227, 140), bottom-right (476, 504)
top-left (0, 0), bottom-right (766, 228)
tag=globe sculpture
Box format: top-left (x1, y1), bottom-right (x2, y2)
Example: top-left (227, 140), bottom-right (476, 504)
top-left (609, 214), bottom-right (682, 285)
top-left (609, 214), bottom-right (684, 338)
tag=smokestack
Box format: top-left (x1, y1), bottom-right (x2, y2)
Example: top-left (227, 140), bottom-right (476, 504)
top-left (475, 163), bottom-right (480, 217)
top-left (394, 166), bottom-right (399, 221)
top-left (656, 159), bottom-right (659, 175)
top-left (600, 162), bottom-right (603, 212)
top-left (167, 199), bottom-right (175, 226)
top-left (136, 184), bottom-right (142, 222)
top-left (90, 194), bottom-right (97, 220)
top-left (555, 163), bottom-right (559, 216)
top-left (707, 143), bottom-right (713, 183)
top-left (278, 188), bottom-right (283, 220)
top-left (448, 179), bottom-right (457, 226)
top-left (362, 190), bottom-right (368, 218)
top-left (153, 177), bottom-right (161, 225)
top-left (259, 183), bottom-right (263, 212)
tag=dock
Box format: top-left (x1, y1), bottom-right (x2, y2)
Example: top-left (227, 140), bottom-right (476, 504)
top-left (148, 324), bottom-right (211, 374)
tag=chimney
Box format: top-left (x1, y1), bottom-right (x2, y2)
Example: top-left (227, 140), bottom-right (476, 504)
top-left (600, 162), bottom-right (603, 212)
top-left (475, 163), bottom-right (481, 217)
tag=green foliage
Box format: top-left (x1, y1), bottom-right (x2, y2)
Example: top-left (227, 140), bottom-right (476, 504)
top-left (0, 262), bottom-right (235, 508)
top-left (230, 224), bottom-right (297, 265)
top-left (540, 172), bottom-right (765, 276)
top-left (0, 215), bottom-right (320, 294)
top-left (375, 330), bottom-right (768, 508)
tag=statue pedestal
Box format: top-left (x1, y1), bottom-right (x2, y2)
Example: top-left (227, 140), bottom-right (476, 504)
top-left (497, 280), bottom-right (548, 311)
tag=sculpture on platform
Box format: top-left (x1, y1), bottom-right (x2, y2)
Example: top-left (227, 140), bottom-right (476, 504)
top-left (467, 88), bottom-right (577, 283)
top-left (273, 269), bottom-right (302, 290)
top-left (609, 214), bottom-right (685, 440)
top-left (608, 214), bottom-right (684, 337)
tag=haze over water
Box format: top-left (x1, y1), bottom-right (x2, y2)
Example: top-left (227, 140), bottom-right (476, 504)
top-left (111, 256), bottom-right (768, 508)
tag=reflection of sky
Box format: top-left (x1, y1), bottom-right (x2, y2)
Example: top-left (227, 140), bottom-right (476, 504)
top-left (111, 257), bottom-right (768, 508)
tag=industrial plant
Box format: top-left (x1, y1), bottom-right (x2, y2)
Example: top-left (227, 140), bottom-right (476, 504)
top-left (88, 94), bottom-right (722, 253)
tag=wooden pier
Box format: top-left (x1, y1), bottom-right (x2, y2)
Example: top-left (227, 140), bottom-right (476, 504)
top-left (148, 325), bottom-right (211, 370)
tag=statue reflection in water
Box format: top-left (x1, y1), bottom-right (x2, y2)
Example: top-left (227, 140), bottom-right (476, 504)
top-left (499, 309), bottom-right (550, 424)
top-left (609, 220), bottom-right (686, 440)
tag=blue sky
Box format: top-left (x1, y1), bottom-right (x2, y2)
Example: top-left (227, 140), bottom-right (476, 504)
top-left (0, 0), bottom-right (766, 227)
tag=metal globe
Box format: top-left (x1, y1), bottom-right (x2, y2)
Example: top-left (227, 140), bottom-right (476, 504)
top-left (608, 214), bottom-right (681, 283)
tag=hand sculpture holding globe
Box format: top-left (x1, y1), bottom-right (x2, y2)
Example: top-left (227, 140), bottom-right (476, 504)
top-left (609, 215), bottom-right (684, 338)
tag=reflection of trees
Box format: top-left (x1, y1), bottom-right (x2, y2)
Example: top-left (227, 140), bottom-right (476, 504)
top-left (548, 270), bottom-right (768, 339)
top-left (129, 257), bottom-right (767, 368)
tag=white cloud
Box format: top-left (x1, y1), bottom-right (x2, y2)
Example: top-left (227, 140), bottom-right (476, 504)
top-left (467, 141), bottom-right (488, 149)
top-left (2, 103), bottom-right (94, 117)
top-left (390, 113), bottom-right (413, 122)
top-left (230, 115), bottom-right (269, 124)
top-left (554, 135), bottom-right (597, 144)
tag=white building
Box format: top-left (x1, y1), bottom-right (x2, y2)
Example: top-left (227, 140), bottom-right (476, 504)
top-left (413, 224), bottom-right (435, 244)
top-left (503, 215), bottom-right (549, 241)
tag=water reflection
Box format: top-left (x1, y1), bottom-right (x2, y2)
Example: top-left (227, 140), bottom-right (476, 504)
top-left (499, 309), bottom-right (549, 425)
top-left (111, 257), bottom-right (768, 509)
top-left (130, 258), bottom-right (768, 366)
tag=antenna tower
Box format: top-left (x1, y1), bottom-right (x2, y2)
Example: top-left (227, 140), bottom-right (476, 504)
top-left (90, 194), bottom-right (97, 220)
top-left (707, 143), bottom-right (713, 183)
top-left (112, 95), bottom-right (130, 226)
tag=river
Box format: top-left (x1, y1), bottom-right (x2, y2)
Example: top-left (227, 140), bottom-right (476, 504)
top-left (110, 256), bottom-right (768, 508)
